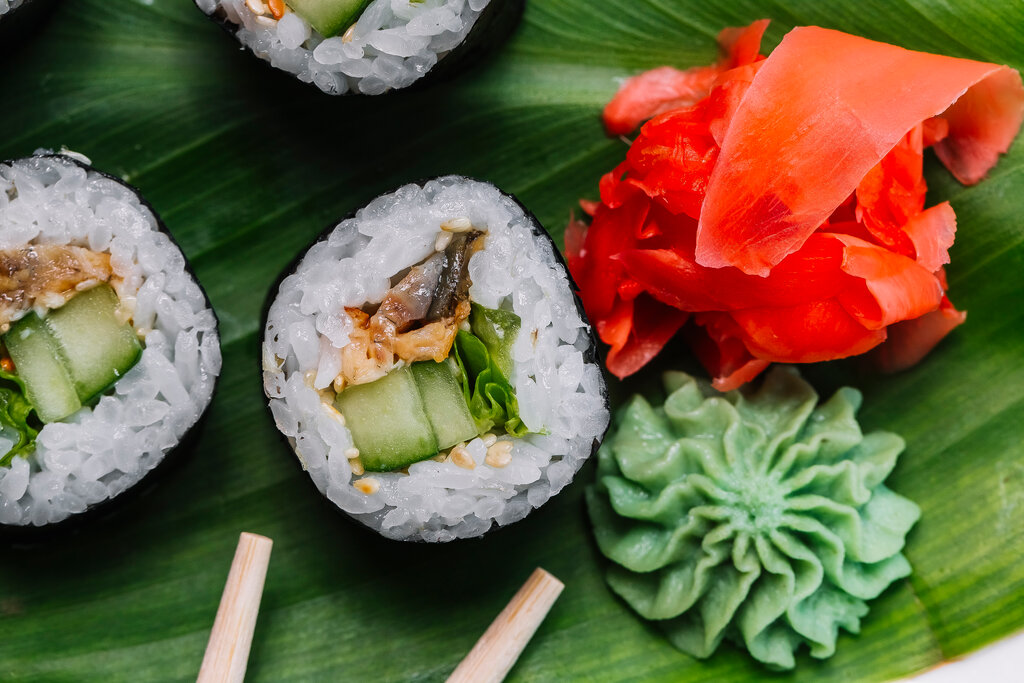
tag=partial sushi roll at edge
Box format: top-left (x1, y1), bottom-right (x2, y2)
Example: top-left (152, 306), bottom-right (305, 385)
top-left (0, 153), bottom-right (222, 534)
top-left (0, 0), bottom-right (47, 44)
top-left (196, 0), bottom-right (524, 96)
top-left (0, 0), bottom-right (26, 18)
top-left (262, 177), bottom-right (609, 542)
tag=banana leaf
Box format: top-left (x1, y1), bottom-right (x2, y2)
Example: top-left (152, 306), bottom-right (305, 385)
top-left (1, 0), bottom-right (1023, 680)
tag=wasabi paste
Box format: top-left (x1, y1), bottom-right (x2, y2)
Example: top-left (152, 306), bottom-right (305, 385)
top-left (587, 367), bottom-right (920, 669)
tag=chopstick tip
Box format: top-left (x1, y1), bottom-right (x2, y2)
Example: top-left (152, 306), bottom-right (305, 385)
top-left (531, 567), bottom-right (564, 591)
top-left (239, 531), bottom-right (273, 548)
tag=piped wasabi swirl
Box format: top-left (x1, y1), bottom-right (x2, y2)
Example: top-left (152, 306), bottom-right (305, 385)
top-left (587, 367), bottom-right (920, 669)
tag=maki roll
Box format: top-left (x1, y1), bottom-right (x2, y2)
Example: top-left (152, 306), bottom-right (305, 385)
top-left (195, 0), bottom-right (524, 95)
top-left (263, 177), bottom-right (609, 542)
top-left (0, 153), bottom-right (221, 531)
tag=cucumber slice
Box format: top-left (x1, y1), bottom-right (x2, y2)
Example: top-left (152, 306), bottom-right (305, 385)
top-left (334, 366), bottom-right (438, 472)
top-left (469, 303), bottom-right (521, 379)
top-left (285, 0), bottom-right (372, 38)
top-left (4, 314), bottom-right (81, 423)
top-left (45, 284), bottom-right (142, 403)
top-left (410, 360), bottom-right (478, 450)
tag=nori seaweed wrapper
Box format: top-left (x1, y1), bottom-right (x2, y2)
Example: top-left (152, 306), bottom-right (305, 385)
top-left (260, 176), bottom-right (610, 542)
top-left (195, 0), bottom-right (525, 96)
top-left (0, 154), bottom-right (222, 546)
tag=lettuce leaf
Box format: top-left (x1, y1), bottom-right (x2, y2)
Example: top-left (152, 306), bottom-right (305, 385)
top-left (469, 303), bottom-right (521, 380)
top-left (0, 368), bottom-right (39, 467)
top-left (452, 330), bottom-right (528, 437)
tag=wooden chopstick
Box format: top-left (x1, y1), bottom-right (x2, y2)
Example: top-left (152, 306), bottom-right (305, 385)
top-left (197, 532), bottom-right (274, 683)
top-left (447, 568), bottom-right (565, 683)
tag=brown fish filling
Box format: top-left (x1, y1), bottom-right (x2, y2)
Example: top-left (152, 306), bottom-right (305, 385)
top-left (0, 245), bottom-right (114, 332)
top-left (336, 229), bottom-right (484, 390)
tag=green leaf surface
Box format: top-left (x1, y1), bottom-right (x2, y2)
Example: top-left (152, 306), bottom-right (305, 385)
top-left (1, 0), bottom-right (1022, 680)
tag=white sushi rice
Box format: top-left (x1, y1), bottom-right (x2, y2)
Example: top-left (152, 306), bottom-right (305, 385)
top-left (0, 0), bottom-right (26, 17)
top-left (197, 0), bottom-right (491, 95)
top-left (0, 153), bottom-right (221, 527)
top-left (263, 177), bottom-right (608, 542)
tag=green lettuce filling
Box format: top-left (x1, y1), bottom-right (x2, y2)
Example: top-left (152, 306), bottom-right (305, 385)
top-left (452, 329), bottom-right (527, 437)
top-left (0, 367), bottom-right (39, 467)
top-left (587, 367), bottom-right (920, 670)
top-left (469, 303), bottom-right (520, 379)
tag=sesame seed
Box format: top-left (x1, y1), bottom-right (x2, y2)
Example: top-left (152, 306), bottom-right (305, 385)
top-left (353, 477), bottom-right (379, 495)
top-left (348, 457), bottom-right (365, 476)
top-left (482, 433), bottom-right (498, 447)
top-left (344, 447), bottom-right (359, 459)
top-left (434, 231), bottom-right (453, 252)
top-left (485, 441), bottom-right (513, 468)
top-left (441, 217), bottom-right (473, 233)
top-left (341, 24), bottom-right (357, 43)
top-left (245, 0), bottom-right (269, 14)
top-left (322, 402), bottom-right (346, 426)
top-left (450, 446), bottom-right (475, 470)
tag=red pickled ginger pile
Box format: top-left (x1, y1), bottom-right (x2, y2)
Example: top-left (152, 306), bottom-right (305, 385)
top-left (568, 20), bottom-right (1024, 390)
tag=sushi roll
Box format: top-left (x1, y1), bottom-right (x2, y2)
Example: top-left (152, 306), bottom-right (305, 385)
top-left (195, 0), bottom-right (524, 95)
top-left (262, 177), bottom-right (609, 542)
top-left (0, 153), bottom-right (221, 533)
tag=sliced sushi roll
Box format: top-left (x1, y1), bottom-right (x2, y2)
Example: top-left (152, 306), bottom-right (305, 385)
top-left (0, 153), bottom-right (222, 532)
top-left (195, 0), bottom-right (524, 95)
top-left (263, 177), bottom-right (609, 542)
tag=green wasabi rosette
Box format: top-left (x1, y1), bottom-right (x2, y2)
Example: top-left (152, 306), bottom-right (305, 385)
top-left (587, 367), bottom-right (920, 669)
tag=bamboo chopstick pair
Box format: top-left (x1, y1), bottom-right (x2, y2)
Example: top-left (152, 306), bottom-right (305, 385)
top-left (197, 533), bottom-right (563, 683)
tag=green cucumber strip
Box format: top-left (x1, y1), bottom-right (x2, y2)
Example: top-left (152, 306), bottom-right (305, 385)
top-left (4, 314), bottom-right (81, 424)
top-left (45, 284), bottom-right (142, 403)
top-left (334, 365), bottom-right (438, 472)
top-left (285, 0), bottom-right (373, 38)
top-left (410, 360), bottom-right (478, 450)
